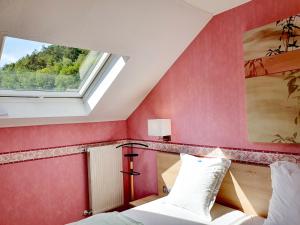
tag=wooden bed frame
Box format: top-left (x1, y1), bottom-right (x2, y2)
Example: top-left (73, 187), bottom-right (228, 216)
top-left (156, 152), bottom-right (272, 218)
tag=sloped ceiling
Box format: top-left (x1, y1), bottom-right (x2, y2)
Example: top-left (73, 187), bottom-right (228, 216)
top-left (0, 0), bottom-right (249, 127)
top-left (184, 0), bottom-right (250, 14)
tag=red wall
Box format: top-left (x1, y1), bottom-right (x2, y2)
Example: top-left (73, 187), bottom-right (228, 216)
top-left (127, 0), bottom-right (300, 197)
top-left (2, 0), bottom-right (300, 223)
top-left (132, 149), bottom-right (157, 199)
top-left (0, 121), bottom-right (127, 225)
top-left (0, 121), bottom-right (127, 153)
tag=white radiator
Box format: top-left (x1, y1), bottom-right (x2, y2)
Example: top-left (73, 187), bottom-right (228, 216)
top-left (87, 144), bottom-right (124, 214)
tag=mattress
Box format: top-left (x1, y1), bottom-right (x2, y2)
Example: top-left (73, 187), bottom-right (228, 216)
top-left (121, 197), bottom-right (265, 225)
top-left (68, 197), bottom-right (265, 225)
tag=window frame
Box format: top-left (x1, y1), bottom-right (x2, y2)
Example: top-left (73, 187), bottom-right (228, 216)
top-left (0, 36), bottom-right (111, 99)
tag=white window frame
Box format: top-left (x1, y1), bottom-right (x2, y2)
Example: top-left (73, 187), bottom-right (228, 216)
top-left (0, 55), bottom-right (128, 119)
top-left (0, 36), bottom-right (129, 119)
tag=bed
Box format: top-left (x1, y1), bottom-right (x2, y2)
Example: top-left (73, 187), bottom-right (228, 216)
top-left (69, 197), bottom-right (265, 225)
top-left (68, 152), bottom-right (271, 225)
top-left (122, 197), bottom-right (265, 225)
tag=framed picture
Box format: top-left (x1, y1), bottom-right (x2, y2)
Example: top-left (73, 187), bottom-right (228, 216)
top-left (243, 14), bottom-right (300, 144)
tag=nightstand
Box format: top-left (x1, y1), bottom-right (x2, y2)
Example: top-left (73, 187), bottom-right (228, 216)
top-left (129, 195), bottom-right (161, 207)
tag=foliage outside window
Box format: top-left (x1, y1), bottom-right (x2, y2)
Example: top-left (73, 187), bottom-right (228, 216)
top-left (0, 37), bottom-right (105, 95)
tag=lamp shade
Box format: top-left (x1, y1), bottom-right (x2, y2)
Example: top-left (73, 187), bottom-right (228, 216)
top-left (148, 119), bottom-right (171, 137)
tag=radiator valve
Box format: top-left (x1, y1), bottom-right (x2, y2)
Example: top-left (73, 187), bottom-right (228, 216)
top-left (83, 210), bottom-right (93, 216)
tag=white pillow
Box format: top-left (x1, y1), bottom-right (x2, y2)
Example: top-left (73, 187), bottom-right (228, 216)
top-left (264, 161), bottom-right (300, 225)
top-left (165, 153), bottom-right (231, 222)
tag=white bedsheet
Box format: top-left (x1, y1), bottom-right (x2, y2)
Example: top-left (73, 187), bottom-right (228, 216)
top-left (121, 197), bottom-right (265, 225)
top-left (67, 212), bottom-right (143, 225)
top-left (67, 197), bottom-right (265, 225)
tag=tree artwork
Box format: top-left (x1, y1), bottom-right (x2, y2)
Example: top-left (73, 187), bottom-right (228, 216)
top-left (243, 14), bottom-right (300, 144)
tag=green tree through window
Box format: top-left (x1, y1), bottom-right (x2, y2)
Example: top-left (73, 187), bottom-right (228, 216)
top-left (0, 45), bottom-right (89, 92)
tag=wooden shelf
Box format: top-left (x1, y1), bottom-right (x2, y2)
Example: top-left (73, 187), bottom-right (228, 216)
top-left (129, 195), bottom-right (160, 207)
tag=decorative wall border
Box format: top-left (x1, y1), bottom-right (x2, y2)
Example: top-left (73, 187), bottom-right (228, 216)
top-left (127, 140), bottom-right (300, 165)
top-left (0, 140), bottom-right (126, 165)
top-left (0, 139), bottom-right (299, 166)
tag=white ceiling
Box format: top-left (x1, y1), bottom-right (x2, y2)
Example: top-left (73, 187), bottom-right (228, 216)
top-left (0, 0), bottom-right (250, 127)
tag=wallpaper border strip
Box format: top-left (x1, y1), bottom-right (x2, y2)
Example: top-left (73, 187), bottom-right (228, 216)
top-left (0, 140), bottom-right (126, 165)
top-left (127, 140), bottom-right (300, 165)
top-left (0, 139), bottom-right (299, 165)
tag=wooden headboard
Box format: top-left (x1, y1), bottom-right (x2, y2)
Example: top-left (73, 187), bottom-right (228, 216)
top-left (157, 152), bottom-right (272, 218)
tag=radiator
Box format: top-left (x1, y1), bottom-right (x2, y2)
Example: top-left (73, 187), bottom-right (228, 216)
top-left (87, 144), bottom-right (124, 214)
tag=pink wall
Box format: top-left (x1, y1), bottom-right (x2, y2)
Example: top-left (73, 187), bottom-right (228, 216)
top-left (127, 0), bottom-right (300, 197)
top-left (132, 149), bottom-right (157, 199)
top-left (0, 155), bottom-right (88, 225)
top-left (128, 0), bottom-right (300, 153)
top-left (0, 121), bottom-right (127, 153)
top-left (2, 0), bottom-right (300, 223)
top-left (0, 121), bottom-right (127, 225)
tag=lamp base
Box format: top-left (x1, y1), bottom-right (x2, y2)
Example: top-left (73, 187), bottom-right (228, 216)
top-left (162, 135), bottom-right (171, 142)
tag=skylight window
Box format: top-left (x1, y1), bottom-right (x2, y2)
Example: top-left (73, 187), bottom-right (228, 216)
top-left (0, 36), bottom-right (111, 98)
